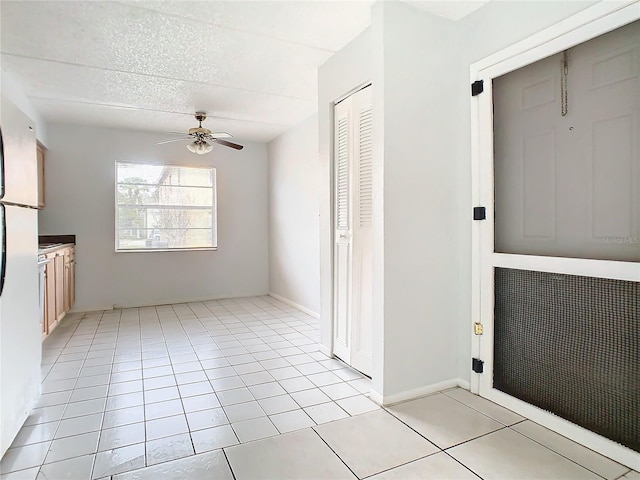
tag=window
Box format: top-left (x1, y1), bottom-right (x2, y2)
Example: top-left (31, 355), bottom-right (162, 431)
top-left (115, 161), bottom-right (217, 251)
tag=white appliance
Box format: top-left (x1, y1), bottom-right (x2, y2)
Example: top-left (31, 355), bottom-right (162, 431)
top-left (0, 95), bottom-right (41, 457)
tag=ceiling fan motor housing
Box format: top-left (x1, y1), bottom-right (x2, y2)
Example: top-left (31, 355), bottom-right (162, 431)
top-left (188, 127), bottom-right (211, 135)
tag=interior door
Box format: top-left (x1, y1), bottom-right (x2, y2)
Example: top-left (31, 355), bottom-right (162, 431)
top-left (349, 87), bottom-right (373, 375)
top-left (333, 85), bottom-right (373, 376)
top-left (333, 97), bottom-right (353, 365)
top-left (0, 94), bottom-right (38, 208)
top-left (479, 20), bottom-right (639, 455)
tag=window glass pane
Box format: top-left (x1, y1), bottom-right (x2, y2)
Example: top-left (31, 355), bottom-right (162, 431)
top-left (116, 162), bottom-right (216, 251)
top-left (157, 166), bottom-right (212, 187)
top-left (139, 207), bottom-right (213, 229)
top-left (116, 163), bottom-right (164, 184)
top-left (117, 228), bottom-right (213, 250)
top-left (117, 163), bottom-right (212, 187)
top-left (117, 185), bottom-right (213, 207)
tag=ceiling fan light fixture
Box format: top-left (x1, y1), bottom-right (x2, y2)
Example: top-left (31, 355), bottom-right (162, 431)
top-left (187, 140), bottom-right (213, 155)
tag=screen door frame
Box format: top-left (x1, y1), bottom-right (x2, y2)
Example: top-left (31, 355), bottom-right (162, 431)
top-left (470, 1), bottom-right (640, 469)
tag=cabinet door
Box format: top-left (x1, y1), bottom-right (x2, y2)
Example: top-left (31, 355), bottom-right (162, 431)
top-left (63, 247), bottom-right (75, 312)
top-left (44, 254), bottom-right (57, 334)
top-left (54, 253), bottom-right (65, 322)
top-left (0, 94), bottom-right (38, 207)
top-left (42, 263), bottom-right (48, 339)
top-left (62, 248), bottom-right (69, 313)
top-left (69, 249), bottom-right (75, 309)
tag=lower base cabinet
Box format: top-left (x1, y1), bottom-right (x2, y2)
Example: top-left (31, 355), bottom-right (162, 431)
top-left (42, 245), bottom-right (75, 338)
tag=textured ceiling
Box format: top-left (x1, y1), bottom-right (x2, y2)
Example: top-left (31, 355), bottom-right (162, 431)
top-left (0, 1), bottom-right (488, 142)
top-left (405, 0), bottom-right (489, 21)
top-left (0, 1), bottom-right (372, 142)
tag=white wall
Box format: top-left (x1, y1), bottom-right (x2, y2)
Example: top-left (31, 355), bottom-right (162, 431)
top-left (317, 1), bottom-right (600, 403)
top-left (268, 114), bottom-right (320, 314)
top-left (371, 0), bottom-right (598, 401)
top-left (371, 1), bottom-right (462, 400)
top-left (39, 124), bottom-right (269, 311)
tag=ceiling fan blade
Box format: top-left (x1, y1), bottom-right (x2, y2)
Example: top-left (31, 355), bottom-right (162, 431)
top-left (156, 137), bottom-right (191, 145)
top-left (164, 131), bottom-right (191, 135)
top-left (209, 132), bottom-right (232, 139)
top-left (214, 138), bottom-right (244, 150)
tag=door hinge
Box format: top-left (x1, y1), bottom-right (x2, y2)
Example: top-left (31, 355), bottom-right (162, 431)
top-left (471, 80), bottom-right (484, 96)
top-left (472, 358), bottom-right (484, 374)
top-left (474, 322), bottom-right (484, 335)
top-left (473, 206), bottom-right (486, 220)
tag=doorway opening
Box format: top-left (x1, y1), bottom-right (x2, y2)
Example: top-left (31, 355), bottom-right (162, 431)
top-left (471, 5), bottom-right (639, 468)
top-left (332, 84), bottom-right (373, 377)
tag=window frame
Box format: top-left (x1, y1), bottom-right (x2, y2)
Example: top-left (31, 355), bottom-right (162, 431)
top-left (114, 160), bottom-right (218, 253)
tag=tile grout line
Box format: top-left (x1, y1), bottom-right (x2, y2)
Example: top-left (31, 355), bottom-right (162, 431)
top-left (441, 450), bottom-right (485, 480)
top-left (441, 389), bottom-right (523, 425)
top-left (310, 427), bottom-right (361, 479)
top-left (89, 309), bottom-right (113, 480)
top-left (39, 310), bottom-right (105, 478)
top-left (221, 448), bottom-right (238, 480)
top-left (441, 425), bottom-right (510, 451)
top-left (4, 297), bottom-right (337, 478)
top-left (358, 451), bottom-right (443, 479)
top-left (505, 424), bottom-right (620, 480)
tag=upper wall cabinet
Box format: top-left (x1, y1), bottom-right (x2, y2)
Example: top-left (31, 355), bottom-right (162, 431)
top-left (0, 94), bottom-right (38, 208)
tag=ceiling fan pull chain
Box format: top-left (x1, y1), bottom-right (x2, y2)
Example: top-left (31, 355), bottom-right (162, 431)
top-left (561, 50), bottom-right (568, 117)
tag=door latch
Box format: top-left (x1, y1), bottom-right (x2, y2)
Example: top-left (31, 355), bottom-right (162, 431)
top-left (474, 322), bottom-right (484, 335)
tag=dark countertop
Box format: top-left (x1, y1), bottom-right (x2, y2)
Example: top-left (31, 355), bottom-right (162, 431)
top-left (39, 234), bottom-right (76, 245)
top-left (38, 234), bottom-right (76, 254)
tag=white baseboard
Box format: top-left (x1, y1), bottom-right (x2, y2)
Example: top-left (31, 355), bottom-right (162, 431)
top-left (268, 292), bottom-right (320, 319)
top-left (377, 379), bottom-right (462, 406)
top-left (72, 292), bottom-right (273, 313)
top-left (74, 293), bottom-right (319, 317)
top-left (114, 292), bottom-right (271, 310)
top-left (369, 389), bottom-right (383, 406)
top-left (457, 378), bottom-right (470, 390)
top-left (70, 305), bottom-right (114, 313)
top-left (317, 344), bottom-right (333, 358)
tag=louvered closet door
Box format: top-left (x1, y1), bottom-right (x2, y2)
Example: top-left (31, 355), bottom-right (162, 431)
top-left (333, 85), bottom-right (373, 376)
top-left (333, 99), bottom-right (352, 364)
top-left (350, 86), bottom-right (373, 376)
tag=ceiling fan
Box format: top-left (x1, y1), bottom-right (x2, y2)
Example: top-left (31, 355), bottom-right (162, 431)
top-left (157, 112), bottom-right (244, 154)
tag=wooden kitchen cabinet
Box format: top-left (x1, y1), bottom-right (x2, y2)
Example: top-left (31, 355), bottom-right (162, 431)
top-left (67, 248), bottom-right (75, 309)
top-left (63, 247), bottom-right (75, 312)
top-left (43, 252), bottom-right (58, 335)
top-left (42, 245), bottom-right (76, 338)
top-left (43, 259), bottom-right (54, 340)
top-left (54, 252), bottom-right (65, 323)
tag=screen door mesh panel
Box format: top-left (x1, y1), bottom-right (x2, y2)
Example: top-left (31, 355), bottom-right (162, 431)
top-left (493, 268), bottom-right (640, 452)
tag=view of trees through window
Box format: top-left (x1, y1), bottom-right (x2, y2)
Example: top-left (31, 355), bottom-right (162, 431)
top-left (116, 162), bottom-right (216, 251)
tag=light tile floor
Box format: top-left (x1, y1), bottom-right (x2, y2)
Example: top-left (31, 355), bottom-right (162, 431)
top-left (1, 295), bottom-right (637, 480)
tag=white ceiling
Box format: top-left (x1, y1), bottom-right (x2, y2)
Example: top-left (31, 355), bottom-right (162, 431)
top-left (0, 1), bottom-right (488, 143)
top-left (406, 1), bottom-right (489, 21)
